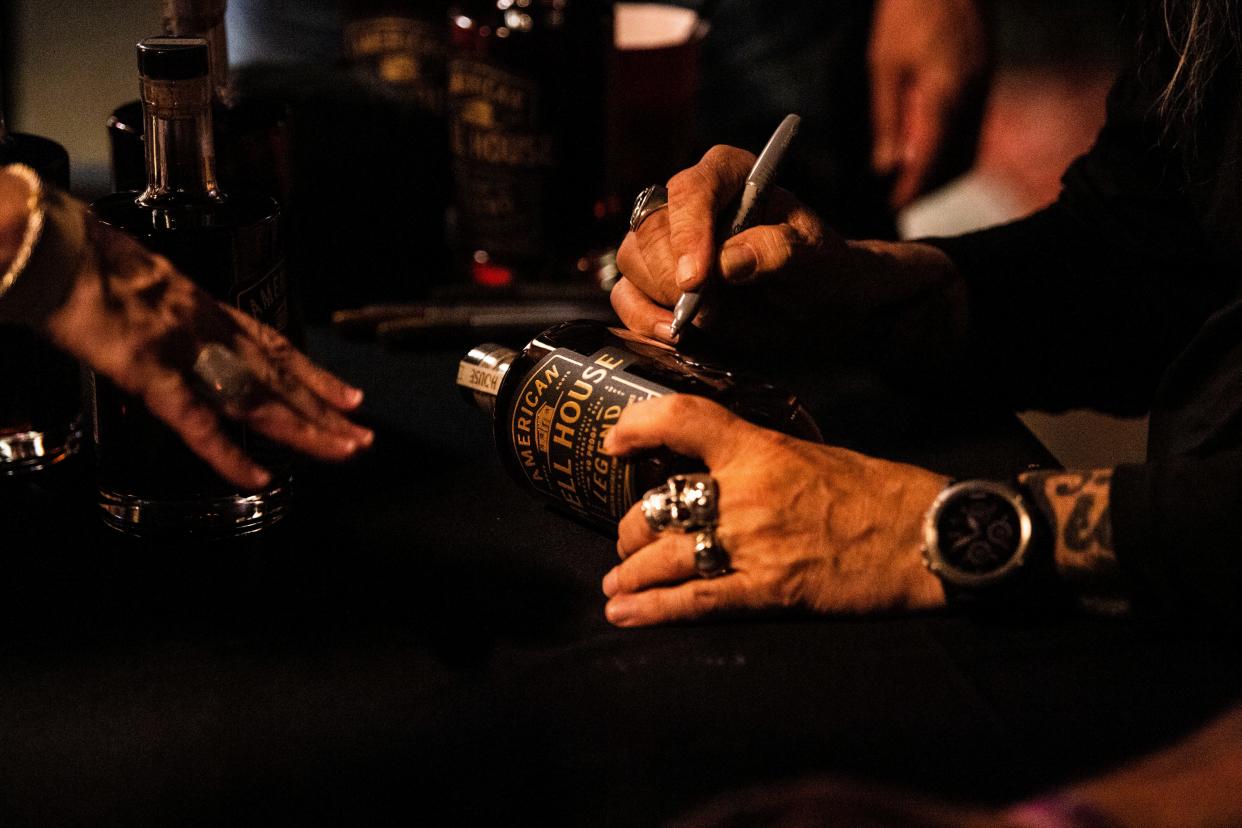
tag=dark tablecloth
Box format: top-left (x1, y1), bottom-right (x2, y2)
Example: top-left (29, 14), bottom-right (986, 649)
top-left (3, 331), bottom-right (1241, 825)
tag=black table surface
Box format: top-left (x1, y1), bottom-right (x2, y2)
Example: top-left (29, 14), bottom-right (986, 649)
top-left (3, 330), bottom-right (1241, 826)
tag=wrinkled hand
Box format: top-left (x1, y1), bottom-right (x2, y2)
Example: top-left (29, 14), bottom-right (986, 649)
top-left (613, 145), bottom-right (967, 368)
top-left (613, 144), bottom-right (842, 346)
top-left (869, 0), bottom-right (990, 208)
top-left (600, 395), bottom-right (947, 627)
top-left (44, 220), bottom-right (372, 489)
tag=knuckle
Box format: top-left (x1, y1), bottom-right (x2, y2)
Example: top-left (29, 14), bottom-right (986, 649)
top-left (770, 570), bottom-right (805, 609)
top-left (689, 583), bottom-right (721, 614)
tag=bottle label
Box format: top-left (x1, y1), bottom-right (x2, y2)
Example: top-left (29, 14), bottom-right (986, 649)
top-left (448, 58), bottom-right (554, 259)
top-left (234, 259), bottom-right (289, 333)
top-left (345, 16), bottom-right (447, 114)
top-left (507, 346), bottom-right (672, 523)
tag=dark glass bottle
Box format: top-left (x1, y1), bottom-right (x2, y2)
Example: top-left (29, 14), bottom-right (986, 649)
top-left (108, 0), bottom-right (290, 205)
top-left (446, 0), bottom-right (614, 289)
top-left (459, 320), bottom-right (822, 528)
top-left (336, 0), bottom-right (453, 299)
top-left (0, 110), bottom-right (82, 476)
top-left (90, 37), bottom-right (291, 537)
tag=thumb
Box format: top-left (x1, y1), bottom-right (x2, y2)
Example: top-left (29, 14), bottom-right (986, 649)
top-left (666, 145), bottom-right (754, 292)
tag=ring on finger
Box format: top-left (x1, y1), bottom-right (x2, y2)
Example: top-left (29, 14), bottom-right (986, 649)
top-left (192, 342), bottom-right (257, 411)
top-left (694, 527), bottom-right (730, 579)
top-left (629, 184), bottom-right (669, 233)
top-left (640, 473), bottom-right (719, 534)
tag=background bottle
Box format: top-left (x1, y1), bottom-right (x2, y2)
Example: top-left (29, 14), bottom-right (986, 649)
top-left (458, 320), bottom-right (822, 527)
top-left (0, 108), bottom-right (82, 476)
top-left (107, 0), bottom-right (291, 204)
top-left (90, 37), bottom-right (290, 537)
top-left (446, 0), bottom-right (616, 290)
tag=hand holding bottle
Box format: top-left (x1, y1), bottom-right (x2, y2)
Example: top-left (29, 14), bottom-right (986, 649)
top-left (41, 218), bottom-right (372, 489)
top-left (600, 394), bottom-right (948, 626)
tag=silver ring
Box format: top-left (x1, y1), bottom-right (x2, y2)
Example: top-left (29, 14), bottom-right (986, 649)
top-left (694, 528), bottom-right (730, 578)
top-left (640, 473), bottom-right (719, 534)
top-left (629, 184), bottom-right (669, 233)
top-left (192, 343), bottom-right (256, 410)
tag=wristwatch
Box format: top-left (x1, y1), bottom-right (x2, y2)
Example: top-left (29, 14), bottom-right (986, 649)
top-left (922, 479), bottom-right (1050, 606)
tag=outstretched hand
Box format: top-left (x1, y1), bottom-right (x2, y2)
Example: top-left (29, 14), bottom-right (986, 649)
top-left (44, 219), bottom-right (373, 489)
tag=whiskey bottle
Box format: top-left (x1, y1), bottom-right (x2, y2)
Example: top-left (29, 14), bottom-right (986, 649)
top-left (459, 320), bottom-right (822, 527)
top-left (90, 37), bottom-right (291, 536)
top-left (344, 0), bottom-right (449, 116)
top-left (338, 0), bottom-right (453, 298)
top-left (446, 0), bottom-right (614, 288)
top-left (0, 109), bottom-right (82, 476)
top-left (108, 0), bottom-right (290, 205)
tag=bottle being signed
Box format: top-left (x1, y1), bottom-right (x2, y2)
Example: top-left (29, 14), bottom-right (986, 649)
top-left (90, 38), bottom-right (291, 537)
top-left (0, 107), bottom-right (81, 476)
top-left (458, 320), bottom-right (822, 528)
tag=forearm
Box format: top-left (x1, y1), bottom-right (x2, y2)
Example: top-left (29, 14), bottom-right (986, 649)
top-left (0, 164), bottom-right (89, 330)
top-left (1019, 468), bottom-right (1130, 616)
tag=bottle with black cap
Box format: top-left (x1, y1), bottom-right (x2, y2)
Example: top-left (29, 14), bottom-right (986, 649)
top-left (90, 37), bottom-right (291, 537)
top-left (0, 105), bottom-right (82, 477)
top-left (108, 0), bottom-right (289, 205)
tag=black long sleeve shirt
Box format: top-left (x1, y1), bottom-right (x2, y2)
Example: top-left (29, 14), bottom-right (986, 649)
top-left (928, 16), bottom-right (1242, 621)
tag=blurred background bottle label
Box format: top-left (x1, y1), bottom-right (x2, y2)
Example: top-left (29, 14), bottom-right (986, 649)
top-left (449, 58), bottom-right (553, 263)
top-left (344, 15), bottom-right (447, 115)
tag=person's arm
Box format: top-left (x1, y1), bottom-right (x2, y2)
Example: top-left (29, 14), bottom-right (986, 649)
top-left (600, 396), bottom-right (1142, 626)
top-left (0, 164), bottom-right (372, 487)
top-left (868, 0), bottom-right (990, 209)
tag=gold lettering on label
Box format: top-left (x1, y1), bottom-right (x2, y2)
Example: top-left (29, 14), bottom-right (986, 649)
top-left (595, 353), bottom-right (625, 371)
top-left (567, 379), bottom-right (592, 401)
top-left (553, 421), bottom-right (574, 450)
top-left (535, 405), bottom-right (553, 453)
top-left (560, 400), bottom-right (582, 425)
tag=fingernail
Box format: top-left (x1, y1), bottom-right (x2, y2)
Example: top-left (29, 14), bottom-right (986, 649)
top-left (602, 568), bottom-right (619, 597)
top-left (605, 598), bottom-right (633, 626)
top-left (676, 255), bottom-right (698, 289)
top-left (720, 244), bottom-right (756, 281)
top-left (339, 438), bottom-right (358, 454)
top-left (358, 428), bottom-right (375, 447)
top-left (347, 388), bottom-right (364, 406)
top-left (251, 467), bottom-right (272, 488)
top-left (602, 429), bottom-right (617, 454)
top-left (653, 321), bottom-right (679, 343)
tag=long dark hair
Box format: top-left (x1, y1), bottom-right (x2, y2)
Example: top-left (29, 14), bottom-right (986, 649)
top-left (1152, 0), bottom-right (1241, 141)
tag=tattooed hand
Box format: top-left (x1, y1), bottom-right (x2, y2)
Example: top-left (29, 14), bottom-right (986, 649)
top-left (1019, 468), bottom-right (1129, 615)
top-left (42, 219), bottom-right (373, 489)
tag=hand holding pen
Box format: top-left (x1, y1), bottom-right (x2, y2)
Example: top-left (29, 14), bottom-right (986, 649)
top-left (612, 115), bottom-right (824, 346)
top-left (668, 114), bottom-right (801, 338)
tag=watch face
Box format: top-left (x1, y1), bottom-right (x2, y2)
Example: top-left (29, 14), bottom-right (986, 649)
top-left (935, 490), bottom-right (1022, 576)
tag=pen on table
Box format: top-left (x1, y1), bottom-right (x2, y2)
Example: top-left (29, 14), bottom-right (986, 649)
top-left (667, 113), bottom-right (801, 340)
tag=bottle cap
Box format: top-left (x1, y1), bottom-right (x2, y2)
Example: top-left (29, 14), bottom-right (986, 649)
top-left (137, 37), bottom-right (210, 81)
top-left (458, 344), bottom-right (518, 413)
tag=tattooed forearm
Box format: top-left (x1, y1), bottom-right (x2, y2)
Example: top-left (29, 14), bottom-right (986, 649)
top-left (1020, 468), bottom-right (1129, 615)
